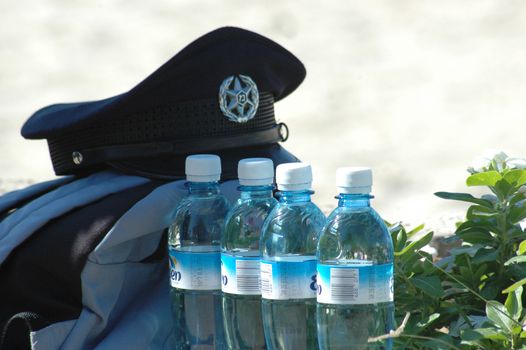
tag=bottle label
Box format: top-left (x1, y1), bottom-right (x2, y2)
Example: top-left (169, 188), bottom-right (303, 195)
top-left (221, 253), bottom-right (261, 295)
top-left (169, 248), bottom-right (221, 290)
top-left (317, 263), bottom-right (394, 304)
top-left (260, 257), bottom-right (317, 300)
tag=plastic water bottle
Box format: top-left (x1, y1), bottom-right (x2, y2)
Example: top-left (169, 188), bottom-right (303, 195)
top-left (260, 163), bottom-right (326, 350)
top-left (221, 158), bottom-right (277, 349)
top-left (317, 167), bottom-right (394, 350)
top-left (168, 154), bottom-right (231, 350)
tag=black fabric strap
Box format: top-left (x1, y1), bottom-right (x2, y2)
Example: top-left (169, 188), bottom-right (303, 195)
top-left (0, 312), bottom-right (49, 350)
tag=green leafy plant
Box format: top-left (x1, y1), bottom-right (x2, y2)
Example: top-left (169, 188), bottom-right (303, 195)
top-left (390, 223), bottom-right (459, 349)
top-left (391, 151), bottom-right (526, 349)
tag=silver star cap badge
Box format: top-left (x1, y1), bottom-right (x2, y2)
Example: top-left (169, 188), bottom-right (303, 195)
top-left (219, 75), bottom-right (259, 123)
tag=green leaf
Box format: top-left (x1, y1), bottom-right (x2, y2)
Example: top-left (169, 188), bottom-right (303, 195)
top-left (503, 278), bottom-right (526, 294)
top-left (459, 266), bottom-right (472, 282)
top-left (395, 226), bottom-right (407, 252)
top-left (435, 255), bottom-right (454, 269)
top-left (394, 231), bottom-right (433, 257)
top-left (449, 315), bottom-right (488, 337)
top-left (486, 300), bottom-right (514, 333)
top-left (407, 224), bottom-right (425, 238)
top-left (505, 286), bottom-right (523, 321)
top-left (411, 275), bottom-right (444, 298)
top-left (519, 240), bottom-right (526, 255)
top-left (509, 264), bottom-right (526, 281)
top-left (443, 284), bottom-right (469, 298)
top-left (421, 256), bottom-right (437, 275)
top-left (504, 169), bottom-right (526, 187)
top-left (461, 327), bottom-right (509, 341)
top-left (481, 280), bottom-right (500, 300)
top-left (467, 205), bottom-right (499, 219)
top-left (450, 244), bottom-right (484, 258)
top-left (387, 222), bottom-right (402, 235)
top-left (505, 255), bottom-right (526, 266)
top-left (459, 231), bottom-right (495, 245)
top-left (510, 227), bottom-right (526, 241)
top-left (399, 250), bottom-right (421, 269)
top-left (511, 192), bottom-right (526, 206)
top-left (467, 171), bottom-right (502, 187)
top-left (456, 220), bottom-right (499, 235)
top-left (510, 204), bottom-right (526, 224)
top-left (416, 313), bottom-right (440, 328)
top-left (434, 192), bottom-right (494, 208)
top-left (495, 179), bottom-right (514, 199)
top-left (473, 264), bottom-right (488, 282)
top-left (472, 248), bottom-right (499, 265)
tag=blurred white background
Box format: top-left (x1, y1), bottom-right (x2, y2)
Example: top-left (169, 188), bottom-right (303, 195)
top-left (1, 0), bottom-right (525, 232)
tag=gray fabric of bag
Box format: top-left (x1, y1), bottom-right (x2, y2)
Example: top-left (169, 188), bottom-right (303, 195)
top-left (0, 172), bottom-right (239, 349)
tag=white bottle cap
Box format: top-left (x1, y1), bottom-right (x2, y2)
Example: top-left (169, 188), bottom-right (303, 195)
top-left (238, 158), bottom-right (275, 186)
top-left (336, 167), bottom-right (372, 194)
top-left (185, 154), bottom-right (221, 182)
top-left (276, 163), bottom-right (313, 191)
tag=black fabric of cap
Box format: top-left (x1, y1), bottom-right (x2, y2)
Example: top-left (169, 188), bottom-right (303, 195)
top-left (20, 27), bottom-right (305, 177)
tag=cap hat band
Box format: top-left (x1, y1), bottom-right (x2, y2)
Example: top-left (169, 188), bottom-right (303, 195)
top-left (47, 92), bottom-right (281, 174)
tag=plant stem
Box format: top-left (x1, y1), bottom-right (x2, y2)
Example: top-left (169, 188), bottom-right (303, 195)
top-left (497, 194), bottom-right (509, 283)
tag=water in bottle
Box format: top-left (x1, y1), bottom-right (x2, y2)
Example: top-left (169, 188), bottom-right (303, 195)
top-left (221, 158), bottom-right (277, 349)
top-left (168, 154), bottom-right (231, 350)
top-left (317, 167), bottom-right (394, 350)
top-left (260, 163), bottom-right (326, 350)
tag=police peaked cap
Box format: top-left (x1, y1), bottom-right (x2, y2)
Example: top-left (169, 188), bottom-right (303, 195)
top-left (21, 27), bottom-right (306, 179)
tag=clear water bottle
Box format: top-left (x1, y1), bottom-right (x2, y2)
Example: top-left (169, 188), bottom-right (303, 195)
top-left (168, 154), bottom-right (231, 350)
top-left (260, 163), bottom-right (326, 350)
top-left (317, 167), bottom-right (394, 350)
top-left (221, 158), bottom-right (277, 350)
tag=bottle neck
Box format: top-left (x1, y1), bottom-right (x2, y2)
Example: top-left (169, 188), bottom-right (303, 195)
top-left (278, 190), bottom-right (313, 203)
top-left (186, 181), bottom-right (221, 196)
top-left (337, 193), bottom-right (372, 207)
top-left (239, 185), bottom-right (274, 200)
